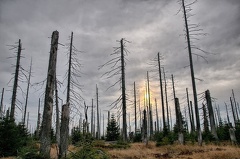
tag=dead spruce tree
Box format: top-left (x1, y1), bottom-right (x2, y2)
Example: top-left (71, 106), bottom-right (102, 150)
top-left (60, 32), bottom-right (83, 157)
top-left (99, 38), bottom-right (130, 141)
top-left (178, 0), bottom-right (212, 145)
top-left (9, 39), bottom-right (22, 120)
top-left (147, 71), bottom-right (153, 138)
top-left (0, 88), bottom-right (4, 118)
top-left (23, 58), bottom-right (32, 125)
top-left (40, 30), bottom-right (59, 158)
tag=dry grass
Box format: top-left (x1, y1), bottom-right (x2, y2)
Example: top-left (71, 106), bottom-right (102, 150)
top-left (107, 142), bottom-right (240, 159)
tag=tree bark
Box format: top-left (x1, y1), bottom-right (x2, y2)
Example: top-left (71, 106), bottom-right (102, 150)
top-left (134, 82), bottom-right (137, 134)
top-left (36, 98), bottom-right (41, 139)
top-left (205, 90), bottom-right (218, 140)
top-left (10, 39), bottom-right (22, 120)
top-left (0, 88), bottom-right (4, 118)
top-left (158, 53), bottom-right (166, 132)
top-left (40, 31), bottom-right (59, 158)
top-left (96, 84), bottom-right (100, 139)
top-left (121, 39), bottom-right (127, 141)
top-left (59, 104), bottom-right (70, 158)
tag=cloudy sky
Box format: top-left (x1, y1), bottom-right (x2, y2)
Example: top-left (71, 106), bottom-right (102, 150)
top-left (0, 0), bottom-right (240, 132)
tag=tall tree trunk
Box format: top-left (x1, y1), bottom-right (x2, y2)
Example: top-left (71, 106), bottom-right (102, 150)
top-left (205, 90), bottom-right (218, 140)
top-left (182, 0), bottom-right (202, 145)
top-left (36, 98), bottom-right (41, 139)
top-left (186, 88), bottom-right (194, 133)
top-left (120, 39), bottom-right (127, 141)
top-left (225, 103), bottom-right (231, 126)
top-left (55, 72), bottom-right (60, 148)
top-left (157, 53), bottom-right (166, 132)
top-left (23, 59), bottom-right (32, 125)
top-left (230, 97), bottom-right (237, 126)
top-left (143, 109), bottom-right (148, 145)
top-left (134, 82), bottom-right (137, 134)
top-left (10, 39), bottom-right (22, 120)
top-left (59, 104), bottom-right (70, 159)
top-left (202, 103), bottom-right (209, 133)
top-left (147, 71), bottom-right (153, 138)
top-left (163, 67), bottom-right (169, 130)
top-left (40, 31), bottom-right (59, 158)
top-left (155, 98), bottom-right (159, 132)
top-left (0, 88), bottom-right (4, 118)
top-left (91, 98), bottom-right (94, 136)
top-left (175, 98), bottom-right (184, 145)
top-left (96, 84), bottom-right (100, 139)
top-left (232, 90), bottom-right (239, 121)
top-left (190, 101), bottom-right (195, 131)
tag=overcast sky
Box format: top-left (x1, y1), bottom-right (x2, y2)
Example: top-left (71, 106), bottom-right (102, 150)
top-left (0, 0), bottom-right (240, 132)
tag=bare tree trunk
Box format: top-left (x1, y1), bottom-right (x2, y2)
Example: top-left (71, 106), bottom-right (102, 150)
top-left (36, 98), bottom-right (41, 139)
top-left (10, 39), bottom-right (22, 120)
top-left (175, 98), bottom-right (184, 145)
top-left (59, 104), bottom-right (70, 159)
top-left (182, 0), bottom-right (202, 145)
top-left (55, 72), bottom-right (60, 148)
top-left (190, 101), bottom-right (195, 131)
top-left (26, 112), bottom-right (29, 130)
top-left (134, 82), bottom-right (137, 134)
top-left (23, 59), bottom-right (32, 125)
top-left (96, 84), bottom-right (100, 139)
top-left (232, 90), bottom-right (239, 121)
top-left (186, 88), bottom-right (193, 133)
top-left (155, 98), bottom-right (159, 132)
top-left (205, 90), bottom-right (218, 140)
top-left (147, 71), bottom-right (153, 138)
top-left (157, 53), bottom-right (166, 132)
top-left (143, 109), bottom-right (148, 145)
top-left (91, 98), bottom-right (94, 136)
top-left (0, 88), bottom-right (4, 118)
top-left (225, 103), bottom-right (231, 126)
top-left (230, 97), bottom-right (237, 126)
top-left (163, 67), bottom-right (169, 130)
top-left (202, 103), bottom-right (209, 133)
top-left (40, 31), bottom-right (59, 158)
top-left (121, 39), bottom-right (127, 141)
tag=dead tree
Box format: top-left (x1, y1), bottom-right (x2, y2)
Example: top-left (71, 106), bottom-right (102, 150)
top-left (59, 104), bottom-right (70, 159)
top-left (96, 84), bottom-right (100, 139)
top-left (91, 98), bottom-right (94, 137)
top-left (142, 109), bottom-right (148, 145)
top-left (163, 67), bottom-right (170, 130)
top-left (10, 39), bottom-right (22, 120)
top-left (55, 71), bottom-right (60, 147)
top-left (205, 90), bottom-right (218, 140)
top-left (23, 59), bottom-right (32, 126)
top-left (186, 88), bottom-right (194, 133)
top-left (179, 0), bottom-right (205, 145)
top-left (155, 98), bottom-right (159, 132)
top-left (134, 82), bottom-right (137, 134)
top-left (147, 71), bottom-right (153, 137)
top-left (0, 88), bottom-right (4, 118)
top-left (157, 53), bottom-right (166, 132)
top-left (40, 31), bottom-right (59, 158)
top-left (36, 98), bottom-right (41, 139)
top-left (99, 38), bottom-right (130, 141)
top-left (232, 90), bottom-right (239, 121)
top-left (175, 98), bottom-right (184, 144)
top-left (230, 97), bottom-right (237, 126)
top-left (225, 102), bottom-right (231, 126)
top-left (202, 103), bottom-right (209, 133)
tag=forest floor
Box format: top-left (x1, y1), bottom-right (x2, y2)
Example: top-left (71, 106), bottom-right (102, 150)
top-left (106, 142), bottom-right (240, 159)
top-left (1, 142), bottom-right (240, 159)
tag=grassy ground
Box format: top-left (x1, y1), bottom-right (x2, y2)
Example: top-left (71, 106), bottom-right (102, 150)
top-left (107, 142), bottom-right (240, 159)
top-left (1, 142), bottom-right (239, 159)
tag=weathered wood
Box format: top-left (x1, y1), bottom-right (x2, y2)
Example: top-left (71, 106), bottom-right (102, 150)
top-left (120, 39), bottom-right (127, 141)
top-left (155, 98), bottom-right (159, 132)
top-left (175, 98), bottom-right (184, 145)
top-left (55, 71), bottom-right (60, 148)
top-left (186, 88), bottom-right (194, 133)
top-left (96, 84), bottom-right (100, 139)
top-left (36, 98), bottom-right (41, 139)
top-left (158, 53), bottom-right (166, 131)
top-left (230, 97), bottom-right (237, 126)
top-left (59, 104), bottom-right (70, 158)
top-left (10, 39), bottom-right (22, 120)
top-left (134, 82), bottom-right (137, 134)
top-left (0, 88), bottom-right (4, 118)
top-left (163, 67), bottom-right (169, 130)
top-left (205, 90), bottom-right (218, 140)
top-left (147, 72), bottom-right (153, 137)
top-left (40, 31), bottom-right (59, 158)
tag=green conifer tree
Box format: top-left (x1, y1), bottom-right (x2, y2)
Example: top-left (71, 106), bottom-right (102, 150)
top-left (106, 114), bottom-right (120, 141)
